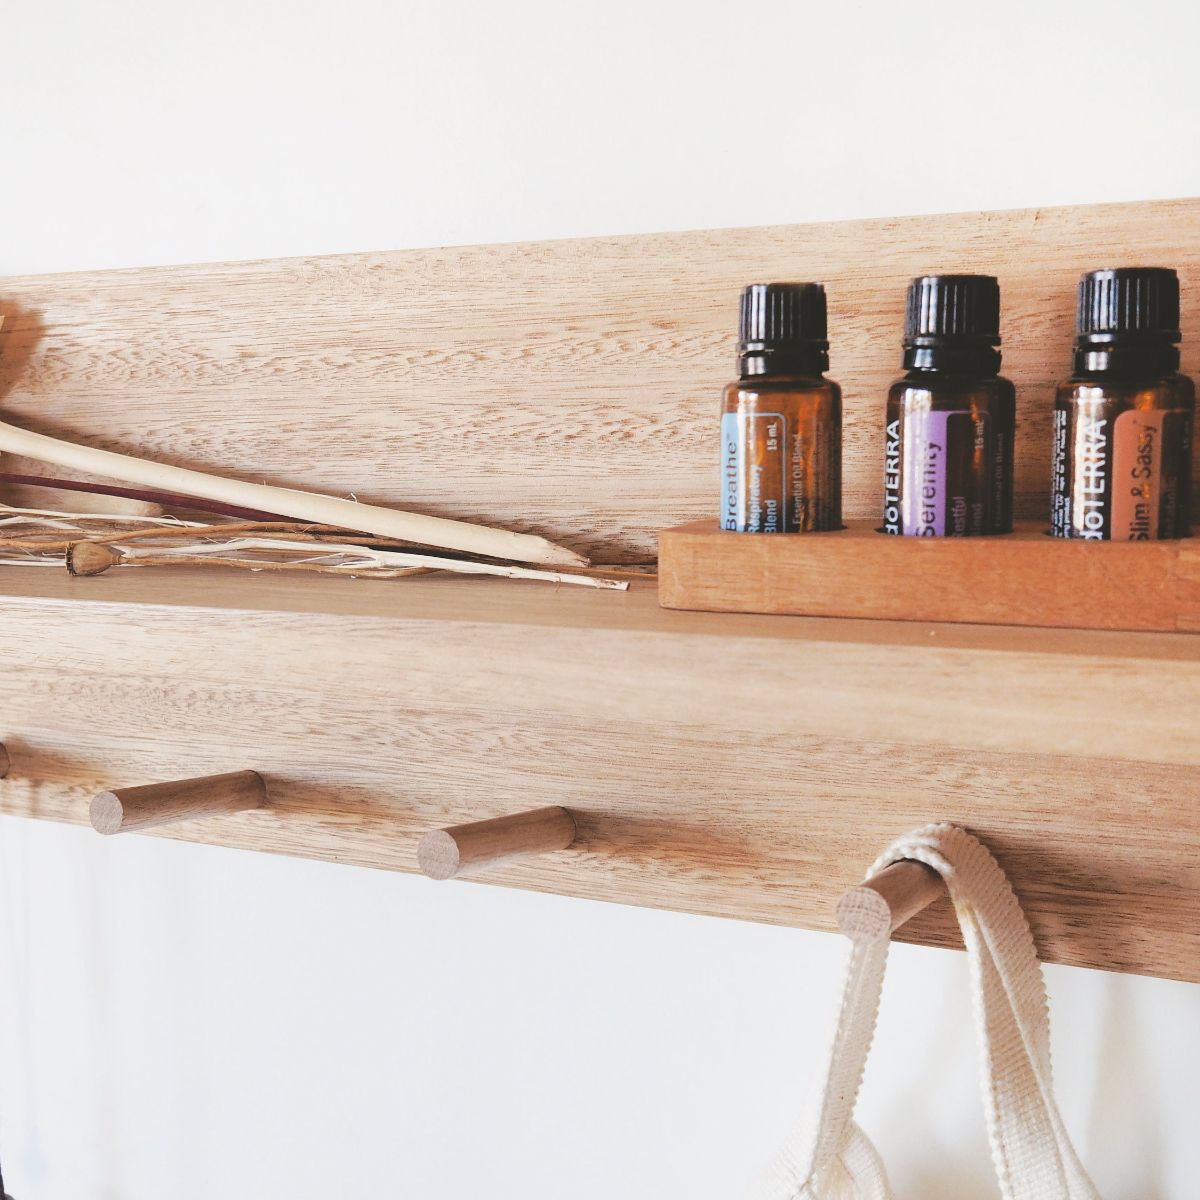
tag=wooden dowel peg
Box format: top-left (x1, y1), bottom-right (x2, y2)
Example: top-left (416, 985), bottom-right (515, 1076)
top-left (418, 806), bottom-right (577, 881)
top-left (90, 770), bottom-right (267, 835)
top-left (0, 741), bottom-right (9, 779)
top-left (836, 860), bottom-right (945, 943)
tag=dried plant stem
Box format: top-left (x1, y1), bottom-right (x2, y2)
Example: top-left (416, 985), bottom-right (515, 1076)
top-left (2, 511), bottom-right (635, 578)
top-left (0, 473), bottom-right (282, 521)
top-left (0, 505), bottom-right (198, 527)
top-left (67, 541), bottom-right (433, 579)
top-left (0, 520), bottom-right (439, 554)
top-left (71, 538), bottom-right (628, 590)
top-left (131, 555), bottom-right (434, 579)
top-left (0, 422), bottom-right (587, 568)
top-left (0, 506), bottom-right (205, 550)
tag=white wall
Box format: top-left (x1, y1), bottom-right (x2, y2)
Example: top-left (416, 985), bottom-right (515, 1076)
top-left (3, 1), bottom-right (1199, 1196)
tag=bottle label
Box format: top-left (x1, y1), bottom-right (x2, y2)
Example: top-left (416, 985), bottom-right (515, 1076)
top-left (991, 411), bottom-right (1014, 533)
top-left (720, 410), bottom-right (787, 533)
top-left (1052, 406), bottom-right (1192, 539)
top-left (1110, 409), bottom-right (1189, 540)
top-left (883, 418), bottom-right (902, 534)
top-left (898, 409), bottom-right (988, 536)
top-left (1050, 407), bottom-right (1075, 536)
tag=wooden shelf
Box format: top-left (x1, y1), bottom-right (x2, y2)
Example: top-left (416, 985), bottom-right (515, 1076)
top-left (3, 197), bottom-right (1199, 564)
top-left (4, 196), bottom-right (1200, 982)
top-left (0, 566), bottom-right (1196, 981)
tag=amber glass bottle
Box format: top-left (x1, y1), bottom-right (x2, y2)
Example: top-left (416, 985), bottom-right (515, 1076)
top-left (1051, 267), bottom-right (1194, 540)
top-left (719, 283), bottom-right (841, 533)
top-left (882, 275), bottom-right (1015, 536)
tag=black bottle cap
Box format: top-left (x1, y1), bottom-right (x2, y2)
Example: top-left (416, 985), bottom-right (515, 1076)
top-left (738, 282), bottom-right (828, 352)
top-left (1076, 267), bottom-right (1180, 345)
top-left (904, 274), bottom-right (1000, 347)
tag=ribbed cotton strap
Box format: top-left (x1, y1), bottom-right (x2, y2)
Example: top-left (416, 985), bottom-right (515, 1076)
top-left (753, 824), bottom-right (1101, 1200)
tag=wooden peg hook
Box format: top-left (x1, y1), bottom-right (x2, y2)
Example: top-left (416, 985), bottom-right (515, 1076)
top-left (0, 742), bottom-right (9, 779)
top-left (418, 806), bottom-right (577, 880)
top-left (836, 860), bottom-right (945, 942)
top-left (90, 770), bottom-right (267, 835)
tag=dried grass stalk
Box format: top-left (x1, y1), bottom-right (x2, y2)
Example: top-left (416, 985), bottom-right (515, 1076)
top-left (0, 472), bottom-right (277, 521)
top-left (67, 537), bottom-right (628, 590)
top-left (66, 542), bottom-right (434, 579)
top-left (0, 422), bottom-right (587, 567)
top-left (0, 513), bottom-right (443, 554)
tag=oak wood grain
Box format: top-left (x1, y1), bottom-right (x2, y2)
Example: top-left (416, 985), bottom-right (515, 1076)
top-left (0, 566), bottom-right (1195, 980)
top-left (659, 518), bottom-right (1200, 632)
top-left (2, 198), bottom-right (1198, 562)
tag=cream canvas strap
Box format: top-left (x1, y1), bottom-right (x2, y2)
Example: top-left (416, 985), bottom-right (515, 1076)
top-left (754, 824), bottom-right (1101, 1200)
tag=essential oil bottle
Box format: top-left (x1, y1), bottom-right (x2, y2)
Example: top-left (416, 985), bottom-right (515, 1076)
top-left (882, 275), bottom-right (1015, 536)
top-left (1051, 267), bottom-right (1194, 540)
top-left (719, 283), bottom-right (841, 533)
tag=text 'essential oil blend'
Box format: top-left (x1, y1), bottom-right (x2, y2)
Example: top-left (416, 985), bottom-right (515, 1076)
top-left (719, 283), bottom-right (842, 533)
top-left (1051, 267), bottom-right (1194, 540)
top-left (882, 274), bottom-right (1015, 536)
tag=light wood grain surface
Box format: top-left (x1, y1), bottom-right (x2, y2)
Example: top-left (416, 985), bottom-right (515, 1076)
top-left (0, 567), bottom-right (1195, 981)
top-left (3, 201), bottom-right (1199, 981)
top-left (660, 519), bottom-right (1200, 632)
top-left (2, 198), bottom-right (1198, 562)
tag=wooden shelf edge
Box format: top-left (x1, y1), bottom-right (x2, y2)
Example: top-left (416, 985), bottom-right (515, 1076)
top-left (659, 519), bottom-right (1200, 634)
top-left (0, 566), bottom-right (1196, 983)
top-left (0, 786), bottom-right (1193, 983)
top-left (1, 564), bottom-right (1197, 663)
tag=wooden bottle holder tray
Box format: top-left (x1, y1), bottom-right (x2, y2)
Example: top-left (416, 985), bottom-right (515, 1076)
top-left (658, 519), bottom-right (1200, 633)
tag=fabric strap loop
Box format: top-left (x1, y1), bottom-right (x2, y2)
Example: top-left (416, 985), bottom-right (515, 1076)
top-left (753, 824), bottom-right (1100, 1200)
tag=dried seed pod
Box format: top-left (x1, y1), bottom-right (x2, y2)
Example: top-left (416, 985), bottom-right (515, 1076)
top-left (66, 541), bottom-right (122, 576)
